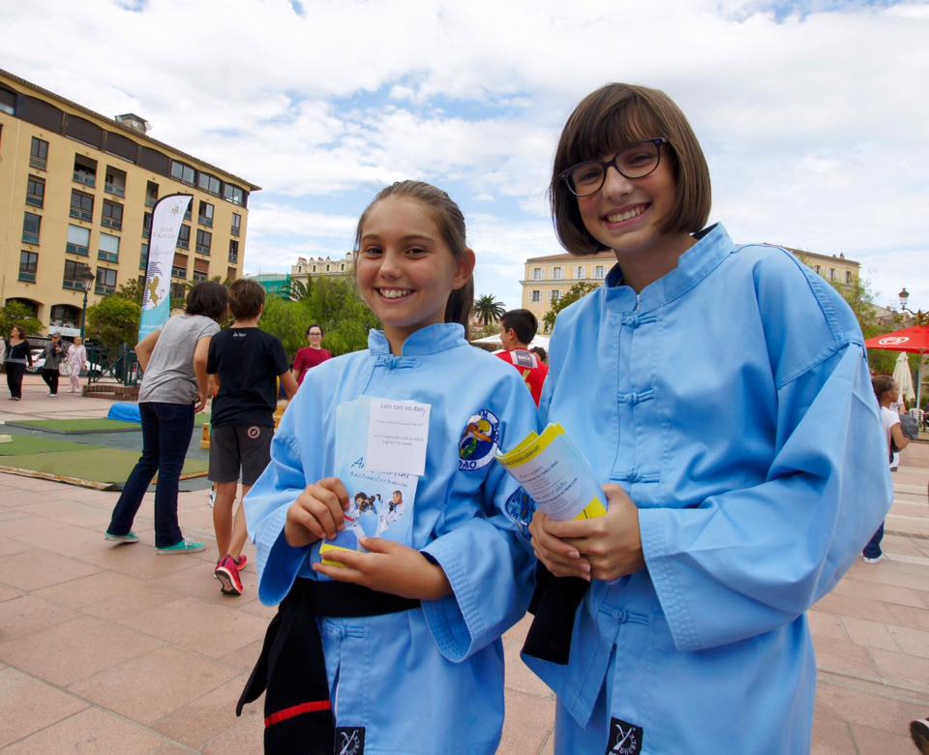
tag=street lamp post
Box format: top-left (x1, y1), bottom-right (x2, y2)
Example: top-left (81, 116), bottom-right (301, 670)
top-left (899, 287), bottom-right (913, 315)
top-left (79, 265), bottom-right (96, 339)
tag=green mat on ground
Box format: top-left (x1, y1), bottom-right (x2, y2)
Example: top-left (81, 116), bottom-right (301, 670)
top-left (6, 418), bottom-right (141, 434)
top-left (0, 448), bottom-right (208, 489)
top-left (5, 413), bottom-right (211, 434)
top-left (0, 435), bottom-right (94, 456)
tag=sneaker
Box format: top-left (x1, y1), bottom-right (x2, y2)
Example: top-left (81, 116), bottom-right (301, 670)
top-left (214, 555), bottom-right (244, 595)
top-left (157, 538), bottom-right (205, 555)
top-left (912, 719), bottom-right (929, 755)
top-left (105, 531), bottom-right (140, 544)
top-left (49, 393), bottom-right (57, 397)
top-left (233, 553), bottom-right (248, 571)
top-left (862, 553), bottom-right (884, 564)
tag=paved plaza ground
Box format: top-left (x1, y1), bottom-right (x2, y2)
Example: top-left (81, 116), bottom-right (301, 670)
top-left (0, 375), bottom-right (927, 753)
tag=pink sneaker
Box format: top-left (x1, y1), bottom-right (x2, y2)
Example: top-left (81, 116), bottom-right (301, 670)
top-left (233, 553), bottom-right (248, 571)
top-left (214, 555), bottom-right (243, 595)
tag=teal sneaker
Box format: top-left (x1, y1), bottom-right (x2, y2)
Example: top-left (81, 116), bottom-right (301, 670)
top-left (105, 531), bottom-right (139, 544)
top-left (156, 538), bottom-right (205, 555)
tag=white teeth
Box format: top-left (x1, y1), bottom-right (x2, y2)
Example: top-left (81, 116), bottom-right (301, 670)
top-left (606, 206), bottom-right (646, 223)
top-left (379, 289), bottom-right (411, 299)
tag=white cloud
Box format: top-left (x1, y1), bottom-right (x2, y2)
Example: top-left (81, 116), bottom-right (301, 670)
top-left (2, 0), bottom-right (926, 313)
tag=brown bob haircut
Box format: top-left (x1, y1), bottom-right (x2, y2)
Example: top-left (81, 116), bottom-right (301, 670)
top-left (353, 180), bottom-right (474, 337)
top-left (550, 83), bottom-right (712, 256)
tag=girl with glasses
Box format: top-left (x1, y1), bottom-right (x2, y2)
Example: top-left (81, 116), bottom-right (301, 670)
top-left (523, 83), bottom-right (892, 754)
top-left (240, 181), bottom-right (538, 753)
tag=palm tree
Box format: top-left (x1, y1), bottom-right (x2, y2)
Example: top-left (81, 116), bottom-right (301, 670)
top-left (473, 294), bottom-right (506, 326)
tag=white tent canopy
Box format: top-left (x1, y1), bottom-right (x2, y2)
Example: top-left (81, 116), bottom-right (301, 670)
top-left (470, 334), bottom-right (550, 351)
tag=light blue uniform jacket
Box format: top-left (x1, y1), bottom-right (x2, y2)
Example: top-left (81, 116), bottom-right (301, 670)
top-left (525, 224), bottom-right (892, 754)
top-left (246, 324), bottom-right (539, 754)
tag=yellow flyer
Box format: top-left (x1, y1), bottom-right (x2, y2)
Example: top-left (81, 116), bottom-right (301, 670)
top-left (495, 423), bottom-right (606, 521)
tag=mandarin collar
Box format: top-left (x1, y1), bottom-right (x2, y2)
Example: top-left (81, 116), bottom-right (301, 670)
top-left (603, 224), bottom-right (733, 312)
top-left (367, 323), bottom-right (467, 357)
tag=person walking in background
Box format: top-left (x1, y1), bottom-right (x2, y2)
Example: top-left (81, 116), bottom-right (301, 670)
top-left (105, 281), bottom-right (228, 554)
top-left (207, 279), bottom-right (297, 596)
top-left (496, 308), bottom-right (549, 406)
top-left (5, 326), bottom-right (32, 401)
top-left (40, 331), bottom-right (65, 397)
top-left (292, 324), bottom-right (332, 386)
top-left (66, 336), bottom-right (87, 394)
top-left (530, 345), bottom-right (548, 365)
top-left (524, 83), bottom-right (892, 754)
top-left (863, 375), bottom-right (911, 564)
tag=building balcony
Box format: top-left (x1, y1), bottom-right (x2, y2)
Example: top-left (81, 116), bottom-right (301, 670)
top-left (25, 195), bottom-right (44, 208)
top-left (73, 171), bottom-right (96, 188)
top-left (101, 217), bottom-right (122, 231)
top-left (198, 216), bottom-right (213, 228)
top-left (195, 245), bottom-right (211, 256)
top-left (231, 226), bottom-right (240, 237)
top-left (66, 243), bottom-right (89, 257)
top-left (70, 208), bottom-right (93, 222)
top-left (29, 156), bottom-right (47, 171)
top-left (104, 182), bottom-right (126, 198)
top-left (98, 251), bottom-right (119, 264)
top-left (18, 271), bottom-right (37, 284)
top-left (176, 239), bottom-right (189, 250)
top-left (22, 232), bottom-right (40, 245)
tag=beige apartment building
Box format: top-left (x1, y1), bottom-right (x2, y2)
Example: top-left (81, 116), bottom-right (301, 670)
top-left (521, 246), bottom-right (860, 328)
top-left (0, 68), bottom-right (259, 336)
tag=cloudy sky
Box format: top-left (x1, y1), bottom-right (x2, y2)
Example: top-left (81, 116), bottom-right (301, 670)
top-left (3, 0), bottom-right (927, 313)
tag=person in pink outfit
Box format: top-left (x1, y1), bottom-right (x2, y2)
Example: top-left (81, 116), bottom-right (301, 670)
top-left (66, 336), bottom-right (87, 394)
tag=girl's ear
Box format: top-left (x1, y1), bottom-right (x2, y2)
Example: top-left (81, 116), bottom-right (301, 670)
top-left (452, 248), bottom-right (476, 290)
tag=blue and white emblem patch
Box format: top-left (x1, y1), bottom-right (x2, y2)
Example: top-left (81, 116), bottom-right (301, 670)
top-left (503, 488), bottom-right (536, 540)
top-left (458, 409), bottom-right (499, 471)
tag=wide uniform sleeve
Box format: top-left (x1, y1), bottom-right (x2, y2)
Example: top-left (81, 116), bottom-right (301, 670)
top-left (642, 343), bottom-right (892, 652)
top-left (420, 368), bottom-right (540, 662)
top-left (245, 391), bottom-right (314, 606)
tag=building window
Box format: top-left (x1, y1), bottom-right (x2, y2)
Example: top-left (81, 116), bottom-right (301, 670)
top-left (196, 229), bottom-right (212, 255)
top-left (226, 266), bottom-right (237, 281)
top-left (172, 252), bottom-right (188, 279)
top-left (19, 251), bottom-right (38, 283)
top-left (145, 181), bottom-right (158, 207)
top-left (595, 265), bottom-right (605, 278)
top-left (198, 200), bottom-right (214, 227)
top-left (193, 259), bottom-right (210, 283)
top-left (174, 224), bottom-right (190, 250)
top-left (228, 239), bottom-right (239, 264)
top-left (98, 233), bottom-right (120, 264)
top-left (140, 243), bottom-right (149, 270)
top-left (845, 270), bottom-right (853, 284)
top-left (530, 290), bottom-right (541, 303)
top-left (73, 156), bottom-right (97, 187)
top-left (143, 212), bottom-right (152, 238)
top-left (50, 304), bottom-right (79, 328)
top-left (198, 172), bottom-right (221, 195)
top-left (67, 225), bottom-right (90, 256)
top-left (829, 268), bottom-right (835, 281)
top-left (170, 281), bottom-right (186, 303)
top-left (95, 267), bottom-right (118, 295)
top-left (26, 175), bottom-right (46, 208)
top-left (170, 160), bottom-right (195, 185)
top-left (30, 137), bottom-right (49, 170)
top-left (576, 265), bottom-right (584, 279)
top-left (532, 267), bottom-right (543, 281)
top-left (70, 189), bottom-right (94, 221)
top-left (101, 199), bottom-right (123, 230)
top-left (814, 264), bottom-right (821, 274)
top-left (553, 267), bottom-right (564, 280)
top-left (550, 289), bottom-right (562, 302)
top-left (104, 167), bottom-right (126, 197)
top-left (63, 259), bottom-right (86, 290)
top-left (223, 183), bottom-right (244, 205)
top-left (231, 212), bottom-right (241, 237)
top-left (22, 212), bottom-right (41, 245)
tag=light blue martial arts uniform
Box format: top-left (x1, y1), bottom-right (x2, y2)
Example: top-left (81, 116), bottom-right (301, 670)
top-left (523, 224), bottom-right (892, 755)
top-left (247, 324), bottom-right (539, 755)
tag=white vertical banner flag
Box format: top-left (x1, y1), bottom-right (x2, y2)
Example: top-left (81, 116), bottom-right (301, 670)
top-left (139, 193), bottom-right (192, 341)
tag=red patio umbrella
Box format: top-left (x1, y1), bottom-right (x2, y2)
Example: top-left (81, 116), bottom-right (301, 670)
top-left (865, 325), bottom-right (929, 410)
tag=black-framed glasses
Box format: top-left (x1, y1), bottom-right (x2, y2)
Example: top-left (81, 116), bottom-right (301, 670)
top-left (561, 138), bottom-right (668, 197)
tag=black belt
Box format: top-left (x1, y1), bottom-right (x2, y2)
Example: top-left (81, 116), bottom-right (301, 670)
top-left (237, 579), bottom-right (420, 754)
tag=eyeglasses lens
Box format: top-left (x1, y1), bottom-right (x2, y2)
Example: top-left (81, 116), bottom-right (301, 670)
top-left (567, 140), bottom-right (662, 197)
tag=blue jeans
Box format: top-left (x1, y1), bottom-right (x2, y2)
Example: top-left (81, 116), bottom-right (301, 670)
top-left (107, 402), bottom-right (195, 548)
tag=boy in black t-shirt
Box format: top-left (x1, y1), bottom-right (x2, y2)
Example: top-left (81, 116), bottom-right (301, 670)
top-left (207, 279), bottom-right (297, 595)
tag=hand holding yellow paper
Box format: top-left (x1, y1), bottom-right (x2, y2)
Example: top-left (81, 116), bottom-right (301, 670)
top-left (495, 423), bottom-right (606, 521)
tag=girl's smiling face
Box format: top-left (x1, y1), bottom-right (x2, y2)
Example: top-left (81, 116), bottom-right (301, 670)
top-left (356, 197), bottom-right (474, 354)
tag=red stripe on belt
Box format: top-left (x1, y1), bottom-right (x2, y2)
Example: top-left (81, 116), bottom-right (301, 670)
top-left (265, 700), bottom-right (332, 727)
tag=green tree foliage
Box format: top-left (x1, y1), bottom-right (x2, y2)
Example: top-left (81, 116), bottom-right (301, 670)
top-left (260, 295), bottom-right (313, 359)
top-left (473, 294), bottom-right (506, 326)
top-left (830, 278), bottom-right (900, 376)
top-left (0, 301), bottom-right (44, 338)
top-left (543, 282), bottom-right (599, 333)
top-left (86, 295), bottom-right (142, 350)
top-left (116, 278), bottom-right (145, 306)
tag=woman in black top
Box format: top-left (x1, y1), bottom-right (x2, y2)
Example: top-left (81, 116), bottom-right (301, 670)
top-left (5, 326), bottom-right (32, 401)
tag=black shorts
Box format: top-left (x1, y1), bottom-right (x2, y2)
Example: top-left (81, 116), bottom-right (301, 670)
top-left (209, 424), bottom-right (273, 486)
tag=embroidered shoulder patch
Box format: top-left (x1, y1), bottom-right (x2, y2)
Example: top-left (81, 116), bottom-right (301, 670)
top-left (335, 726), bottom-right (365, 755)
top-left (458, 410), bottom-right (499, 471)
top-left (503, 488), bottom-right (536, 541)
top-left (606, 717), bottom-right (643, 755)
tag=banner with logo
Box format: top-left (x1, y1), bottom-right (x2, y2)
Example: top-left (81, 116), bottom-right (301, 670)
top-left (139, 194), bottom-right (192, 341)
